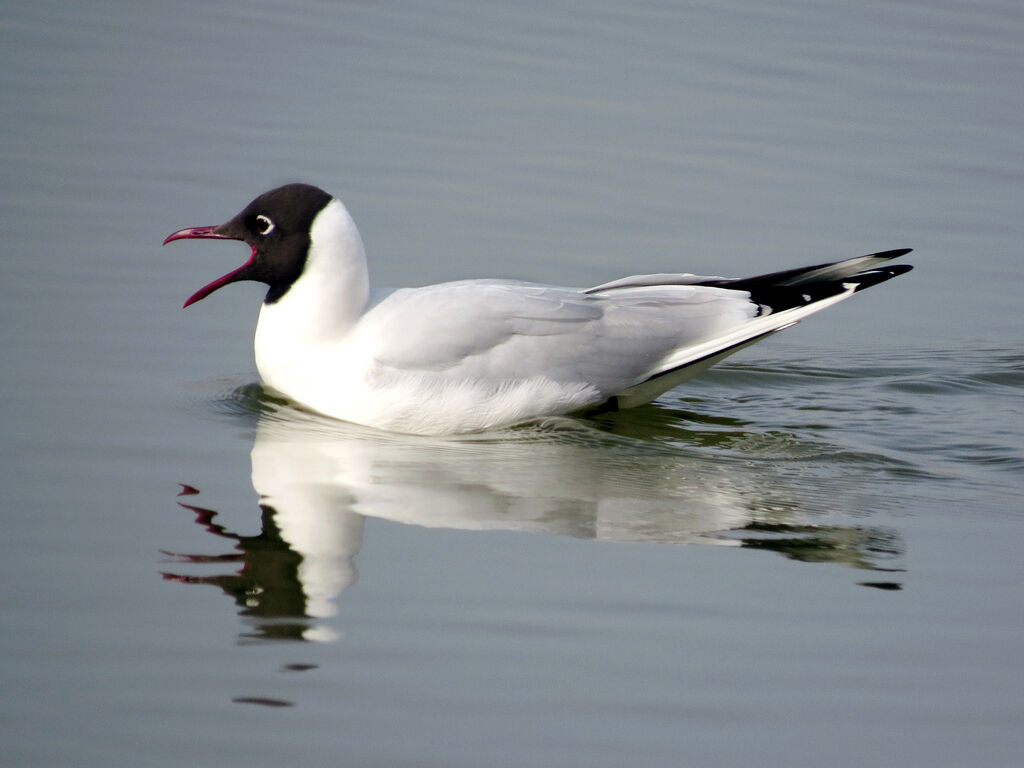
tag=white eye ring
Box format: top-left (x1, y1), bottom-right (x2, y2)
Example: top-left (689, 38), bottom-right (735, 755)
top-left (255, 215), bottom-right (275, 236)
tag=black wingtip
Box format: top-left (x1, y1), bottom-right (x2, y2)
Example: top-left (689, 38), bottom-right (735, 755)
top-left (869, 248), bottom-right (913, 259)
top-left (849, 263), bottom-right (914, 292)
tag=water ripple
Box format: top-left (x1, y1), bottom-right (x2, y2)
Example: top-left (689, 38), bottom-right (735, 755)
top-left (687, 345), bottom-right (1024, 496)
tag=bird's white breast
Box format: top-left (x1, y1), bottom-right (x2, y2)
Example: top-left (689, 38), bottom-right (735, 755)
top-left (254, 199), bottom-right (369, 396)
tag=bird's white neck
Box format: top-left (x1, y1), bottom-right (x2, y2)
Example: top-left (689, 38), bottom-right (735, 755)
top-left (254, 199), bottom-right (369, 385)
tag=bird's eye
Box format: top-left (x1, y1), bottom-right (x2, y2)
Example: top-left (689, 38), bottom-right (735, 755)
top-left (255, 215), bottom-right (275, 236)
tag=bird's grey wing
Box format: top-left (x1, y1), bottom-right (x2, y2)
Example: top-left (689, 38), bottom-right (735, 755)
top-left (354, 279), bottom-right (756, 396)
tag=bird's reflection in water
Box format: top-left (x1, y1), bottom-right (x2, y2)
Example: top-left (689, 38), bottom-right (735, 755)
top-left (163, 390), bottom-right (905, 643)
top-left (163, 485), bottom-right (359, 643)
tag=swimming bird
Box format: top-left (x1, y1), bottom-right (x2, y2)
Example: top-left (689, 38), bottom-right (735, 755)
top-left (164, 183), bottom-right (912, 435)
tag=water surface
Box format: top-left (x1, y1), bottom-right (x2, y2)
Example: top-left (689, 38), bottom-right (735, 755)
top-left (2, 1), bottom-right (1022, 766)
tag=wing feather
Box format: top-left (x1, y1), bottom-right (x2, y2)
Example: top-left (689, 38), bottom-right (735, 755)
top-left (354, 279), bottom-right (756, 393)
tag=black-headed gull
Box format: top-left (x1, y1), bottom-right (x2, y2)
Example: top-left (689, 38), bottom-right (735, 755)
top-left (164, 183), bottom-right (912, 435)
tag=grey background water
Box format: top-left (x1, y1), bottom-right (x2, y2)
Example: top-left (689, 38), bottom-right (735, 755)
top-left (2, 1), bottom-right (1022, 766)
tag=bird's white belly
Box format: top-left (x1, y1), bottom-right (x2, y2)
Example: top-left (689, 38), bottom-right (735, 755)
top-left (255, 327), bottom-right (597, 434)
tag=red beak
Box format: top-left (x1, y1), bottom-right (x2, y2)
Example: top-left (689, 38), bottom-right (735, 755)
top-left (162, 225), bottom-right (254, 308)
top-left (162, 225), bottom-right (231, 246)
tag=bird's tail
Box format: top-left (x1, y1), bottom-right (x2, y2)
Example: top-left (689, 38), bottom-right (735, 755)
top-left (696, 248), bottom-right (913, 314)
top-left (609, 249), bottom-right (914, 408)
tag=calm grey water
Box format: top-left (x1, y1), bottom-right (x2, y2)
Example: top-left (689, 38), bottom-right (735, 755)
top-left (2, 1), bottom-right (1023, 766)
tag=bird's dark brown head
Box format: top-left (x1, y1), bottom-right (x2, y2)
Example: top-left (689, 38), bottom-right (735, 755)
top-left (163, 183), bottom-right (332, 307)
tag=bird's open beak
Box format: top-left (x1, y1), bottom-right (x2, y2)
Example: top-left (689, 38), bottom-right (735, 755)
top-left (163, 225), bottom-right (255, 308)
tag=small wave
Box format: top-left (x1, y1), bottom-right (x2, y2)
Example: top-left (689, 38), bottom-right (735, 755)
top-left (713, 346), bottom-right (1024, 395)
top-left (690, 344), bottom-right (1024, 489)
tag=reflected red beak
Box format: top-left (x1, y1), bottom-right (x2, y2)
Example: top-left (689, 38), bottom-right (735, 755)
top-left (162, 225), bottom-right (254, 308)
